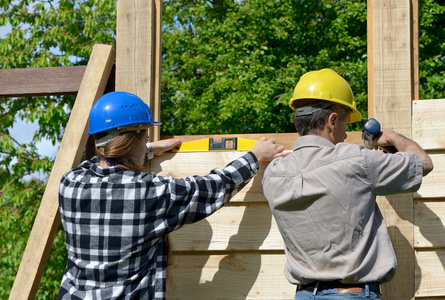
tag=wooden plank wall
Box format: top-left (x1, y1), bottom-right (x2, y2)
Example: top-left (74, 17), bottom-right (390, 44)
top-left (155, 151), bottom-right (293, 299)
top-left (369, 0), bottom-right (416, 299)
top-left (149, 132), bottom-right (362, 299)
top-left (151, 149), bottom-right (292, 298)
top-left (155, 120), bottom-right (444, 300)
top-left (412, 99), bottom-right (445, 299)
top-left (369, 0), bottom-right (445, 299)
top-left (116, 0), bottom-right (161, 142)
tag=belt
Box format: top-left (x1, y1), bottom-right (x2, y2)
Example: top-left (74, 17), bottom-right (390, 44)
top-left (298, 280), bottom-right (380, 295)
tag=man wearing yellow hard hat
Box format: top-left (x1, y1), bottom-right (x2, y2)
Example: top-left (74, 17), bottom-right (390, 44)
top-left (262, 69), bottom-right (433, 299)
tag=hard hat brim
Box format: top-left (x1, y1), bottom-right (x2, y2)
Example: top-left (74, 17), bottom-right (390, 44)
top-left (87, 121), bottom-right (162, 135)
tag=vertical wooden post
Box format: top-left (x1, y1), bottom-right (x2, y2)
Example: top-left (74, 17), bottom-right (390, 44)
top-left (411, 0), bottom-right (420, 101)
top-left (116, 0), bottom-right (161, 142)
top-left (368, 0), bottom-right (418, 299)
top-left (367, 0), bottom-right (375, 119)
top-left (9, 44), bottom-right (115, 300)
top-left (153, 0), bottom-right (162, 142)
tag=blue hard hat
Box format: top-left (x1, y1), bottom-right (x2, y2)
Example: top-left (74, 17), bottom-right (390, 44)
top-left (88, 91), bottom-right (161, 135)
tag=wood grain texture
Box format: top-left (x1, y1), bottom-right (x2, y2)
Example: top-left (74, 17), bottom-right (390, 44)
top-left (415, 249), bottom-right (445, 297)
top-left (369, 1), bottom-right (415, 299)
top-left (414, 201), bottom-right (445, 248)
top-left (170, 202), bottom-right (283, 251)
top-left (151, 0), bottom-right (162, 141)
top-left (9, 44), bottom-right (115, 300)
top-left (167, 253), bottom-right (293, 300)
top-left (116, 0), bottom-right (154, 99)
top-left (0, 66), bottom-right (86, 97)
top-left (116, 0), bottom-right (162, 141)
top-left (414, 153), bottom-right (445, 199)
top-left (151, 151), bottom-right (271, 203)
top-left (413, 99), bottom-right (445, 150)
top-left (367, 0), bottom-right (375, 118)
top-left (370, 0), bottom-right (413, 137)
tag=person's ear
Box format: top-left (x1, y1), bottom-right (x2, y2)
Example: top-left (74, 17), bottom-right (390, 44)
top-left (326, 112), bottom-right (338, 131)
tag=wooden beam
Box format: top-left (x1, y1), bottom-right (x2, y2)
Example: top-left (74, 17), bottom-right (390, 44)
top-left (9, 44), bottom-right (115, 300)
top-left (116, 0), bottom-right (154, 95)
top-left (0, 66), bottom-right (86, 97)
top-left (368, 0), bottom-right (416, 299)
top-left (116, 0), bottom-right (161, 142)
top-left (367, 0), bottom-right (375, 118)
top-left (411, 0), bottom-right (420, 101)
top-left (369, 0), bottom-right (414, 136)
top-left (152, 0), bottom-right (162, 142)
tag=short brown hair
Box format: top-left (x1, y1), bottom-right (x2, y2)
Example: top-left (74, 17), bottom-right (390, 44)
top-left (293, 100), bottom-right (349, 136)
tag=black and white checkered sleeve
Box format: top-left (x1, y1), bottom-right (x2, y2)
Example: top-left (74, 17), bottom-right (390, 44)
top-left (149, 151), bottom-right (259, 232)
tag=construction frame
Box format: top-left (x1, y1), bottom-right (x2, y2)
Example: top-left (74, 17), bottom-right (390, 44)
top-left (1, 0), bottom-right (444, 299)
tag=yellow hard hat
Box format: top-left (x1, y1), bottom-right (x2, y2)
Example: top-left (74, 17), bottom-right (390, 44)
top-left (289, 68), bottom-right (362, 123)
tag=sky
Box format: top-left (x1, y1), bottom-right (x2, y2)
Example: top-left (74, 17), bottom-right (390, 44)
top-left (10, 120), bottom-right (60, 160)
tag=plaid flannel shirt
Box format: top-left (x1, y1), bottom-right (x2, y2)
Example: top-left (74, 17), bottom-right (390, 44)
top-left (58, 152), bottom-right (258, 300)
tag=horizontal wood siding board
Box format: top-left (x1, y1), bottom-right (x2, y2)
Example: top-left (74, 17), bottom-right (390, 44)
top-left (170, 202), bottom-right (284, 251)
top-left (414, 201), bottom-right (445, 248)
top-left (0, 66), bottom-right (86, 97)
top-left (166, 252), bottom-right (294, 299)
top-left (415, 249), bottom-right (445, 297)
top-left (413, 99), bottom-right (445, 150)
top-left (151, 152), bottom-right (270, 203)
top-left (414, 153), bottom-right (445, 198)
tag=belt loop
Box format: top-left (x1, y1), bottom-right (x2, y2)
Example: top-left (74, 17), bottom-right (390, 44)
top-left (365, 284), bottom-right (370, 297)
top-left (311, 281), bottom-right (320, 299)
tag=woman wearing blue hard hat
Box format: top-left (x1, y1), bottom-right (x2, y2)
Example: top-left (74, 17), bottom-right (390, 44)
top-left (58, 91), bottom-right (286, 300)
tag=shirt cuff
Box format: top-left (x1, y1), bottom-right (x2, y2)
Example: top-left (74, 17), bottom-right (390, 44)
top-left (245, 151), bottom-right (259, 174)
top-left (146, 141), bottom-right (154, 160)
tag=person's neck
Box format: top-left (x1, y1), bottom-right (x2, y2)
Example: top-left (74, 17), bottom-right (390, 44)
top-left (307, 130), bottom-right (336, 144)
top-left (309, 127), bottom-right (332, 142)
top-left (99, 159), bottom-right (109, 168)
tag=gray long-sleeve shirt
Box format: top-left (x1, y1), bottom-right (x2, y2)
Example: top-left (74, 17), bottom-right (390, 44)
top-left (262, 135), bottom-right (423, 285)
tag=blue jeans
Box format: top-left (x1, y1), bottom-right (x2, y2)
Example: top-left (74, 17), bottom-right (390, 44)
top-left (295, 283), bottom-right (382, 300)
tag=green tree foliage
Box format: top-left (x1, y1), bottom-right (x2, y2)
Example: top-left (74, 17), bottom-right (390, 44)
top-left (0, 0), bottom-right (444, 298)
top-left (0, 0), bottom-right (116, 298)
top-left (419, 0), bottom-right (445, 99)
top-left (161, 0), bottom-right (368, 135)
top-left (0, 174), bottom-right (66, 299)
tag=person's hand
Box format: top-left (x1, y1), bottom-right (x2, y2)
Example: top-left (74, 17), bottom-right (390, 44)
top-left (372, 129), bottom-right (397, 150)
top-left (152, 138), bottom-right (182, 156)
top-left (250, 137), bottom-right (286, 163)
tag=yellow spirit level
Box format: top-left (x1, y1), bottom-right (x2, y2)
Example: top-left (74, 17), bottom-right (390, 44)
top-left (172, 137), bottom-right (256, 153)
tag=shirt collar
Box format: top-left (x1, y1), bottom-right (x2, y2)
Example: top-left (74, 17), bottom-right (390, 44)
top-left (293, 135), bottom-right (335, 151)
